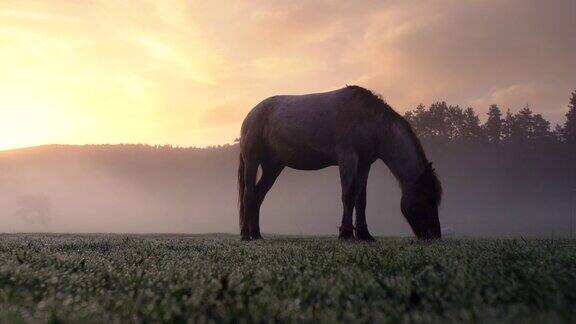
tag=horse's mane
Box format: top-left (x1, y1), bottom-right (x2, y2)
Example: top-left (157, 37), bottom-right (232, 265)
top-left (397, 121), bottom-right (443, 206)
top-left (345, 85), bottom-right (398, 118)
top-left (399, 118), bottom-right (443, 205)
top-left (418, 163), bottom-right (443, 205)
top-left (346, 85), bottom-right (387, 103)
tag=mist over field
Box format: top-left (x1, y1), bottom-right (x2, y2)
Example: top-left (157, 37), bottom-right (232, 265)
top-left (0, 139), bottom-right (574, 237)
top-left (0, 0), bottom-right (575, 239)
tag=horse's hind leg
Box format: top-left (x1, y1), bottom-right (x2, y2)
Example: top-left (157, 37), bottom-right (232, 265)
top-left (241, 155), bottom-right (259, 241)
top-left (251, 161), bottom-right (284, 239)
top-left (355, 165), bottom-right (375, 241)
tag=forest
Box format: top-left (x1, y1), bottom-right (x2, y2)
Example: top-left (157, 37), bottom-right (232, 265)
top-left (405, 91), bottom-right (576, 147)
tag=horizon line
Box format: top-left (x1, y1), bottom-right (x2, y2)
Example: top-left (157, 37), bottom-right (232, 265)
top-left (0, 141), bottom-right (239, 153)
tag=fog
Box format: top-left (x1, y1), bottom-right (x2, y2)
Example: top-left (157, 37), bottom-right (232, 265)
top-left (0, 143), bottom-right (574, 237)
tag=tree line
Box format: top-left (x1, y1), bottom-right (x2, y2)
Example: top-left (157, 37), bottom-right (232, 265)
top-left (404, 90), bottom-right (576, 148)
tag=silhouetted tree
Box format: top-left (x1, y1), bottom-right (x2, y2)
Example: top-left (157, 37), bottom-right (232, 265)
top-left (460, 107), bottom-right (484, 143)
top-left (514, 105), bottom-right (536, 144)
top-left (404, 104), bottom-right (429, 138)
top-left (501, 109), bottom-right (516, 144)
top-left (15, 194), bottom-right (52, 226)
top-left (426, 102), bottom-right (451, 140)
top-left (405, 102), bottom-right (465, 141)
top-left (447, 105), bottom-right (465, 140)
top-left (405, 94), bottom-right (569, 148)
top-left (553, 124), bottom-right (565, 143)
top-left (531, 113), bottom-right (551, 144)
top-left (562, 91), bottom-right (576, 144)
top-left (484, 104), bottom-right (503, 144)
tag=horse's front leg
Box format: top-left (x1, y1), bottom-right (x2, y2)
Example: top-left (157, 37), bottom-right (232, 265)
top-left (354, 164), bottom-right (375, 241)
top-left (338, 153), bottom-right (359, 240)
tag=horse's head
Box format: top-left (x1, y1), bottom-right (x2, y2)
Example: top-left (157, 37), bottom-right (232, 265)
top-left (401, 162), bottom-right (442, 240)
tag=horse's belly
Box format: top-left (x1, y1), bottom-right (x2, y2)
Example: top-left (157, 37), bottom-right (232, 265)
top-left (283, 156), bottom-right (336, 170)
top-left (269, 144), bottom-right (337, 170)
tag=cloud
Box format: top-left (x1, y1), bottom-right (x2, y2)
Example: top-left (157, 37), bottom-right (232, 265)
top-left (339, 0), bottom-right (576, 119)
top-left (468, 82), bottom-right (574, 121)
top-left (189, 0), bottom-right (575, 123)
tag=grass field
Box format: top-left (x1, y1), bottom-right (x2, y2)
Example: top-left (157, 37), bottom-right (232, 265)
top-left (0, 234), bottom-right (575, 323)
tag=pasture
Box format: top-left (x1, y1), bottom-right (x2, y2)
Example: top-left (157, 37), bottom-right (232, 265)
top-left (0, 234), bottom-right (575, 323)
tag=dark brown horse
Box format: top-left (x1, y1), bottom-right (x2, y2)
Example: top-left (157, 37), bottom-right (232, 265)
top-left (238, 86), bottom-right (442, 241)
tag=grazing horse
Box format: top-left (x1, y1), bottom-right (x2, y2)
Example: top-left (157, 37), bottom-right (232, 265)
top-left (238, 86), bottom-right (442, 241)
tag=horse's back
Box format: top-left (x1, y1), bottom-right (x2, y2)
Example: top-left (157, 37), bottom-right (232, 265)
top-left (240, 86), bottom-right (387, 169)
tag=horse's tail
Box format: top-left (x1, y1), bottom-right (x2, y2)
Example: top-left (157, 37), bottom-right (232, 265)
top-left (238, 153), bottom-right (246, 234)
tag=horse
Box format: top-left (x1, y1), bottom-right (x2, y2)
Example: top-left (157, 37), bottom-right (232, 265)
top-left (238, 85), bottom-right (442, 241)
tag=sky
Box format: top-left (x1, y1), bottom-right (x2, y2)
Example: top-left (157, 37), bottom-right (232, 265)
top-left (1, 0), bottom-right (575, 150)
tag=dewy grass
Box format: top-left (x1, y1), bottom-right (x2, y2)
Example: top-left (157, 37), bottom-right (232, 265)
top-left (0, 234), bottom-right (575, 323)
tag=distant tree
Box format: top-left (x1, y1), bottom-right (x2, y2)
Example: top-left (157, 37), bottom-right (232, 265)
top-left (562, 91), bottom-right (576, 144)
top-left (501, 109), bottom-right (516, 144)
top-left (446, 105), bottom-right (465, 140)
top-left (500, 105), bottom-right (552, 146)
top-left (553, 124), bottom-right (565, 142)
top-left (15, 194), bottom-right (52, 227)
top-left (460, 107), bottom-right (484, 142)
top-left (406, 99), bottom-right (560, 148)
top-left (427, 102), bottom-right (451, 140)
top-left (404, 104), bottom-right (429, 138)
top-left (531, 113), bottom-right (551, 144)
top-left (405, 102), bottom-right (467, 141)
top-left (514, 105), bottom-right (535, 144)
top-left (484, 104), bottom-right (503, 144)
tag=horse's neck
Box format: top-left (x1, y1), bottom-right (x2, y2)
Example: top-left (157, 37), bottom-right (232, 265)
top-left (379, 120), bottom-right (427, 188)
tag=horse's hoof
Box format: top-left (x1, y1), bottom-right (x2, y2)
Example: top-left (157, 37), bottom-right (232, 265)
top-left (338, 225), bottom-right (355, 240)
top-left (338, 231), bottom-right (355, 240)
top-left (356, 232), bottom-right (376, 242)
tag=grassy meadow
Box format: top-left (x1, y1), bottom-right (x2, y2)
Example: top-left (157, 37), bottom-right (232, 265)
top-left (0, 234), bottom-right (575, 323)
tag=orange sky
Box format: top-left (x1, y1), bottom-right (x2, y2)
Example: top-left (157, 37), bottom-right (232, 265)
top-left (1, 0), bottom-right (575, 150)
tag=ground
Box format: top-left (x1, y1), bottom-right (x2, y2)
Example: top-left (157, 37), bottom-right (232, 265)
top-left (0, 234), bottom-right (575, 323)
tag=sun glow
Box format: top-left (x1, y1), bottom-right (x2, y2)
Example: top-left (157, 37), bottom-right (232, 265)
top-left (0, 102), bottom-right (49, 150)
top-left (0, 1), bottom-right (235, 151)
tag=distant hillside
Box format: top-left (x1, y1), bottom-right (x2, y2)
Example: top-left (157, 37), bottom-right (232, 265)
top-left (0, 143), bottom-right (574, 236)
